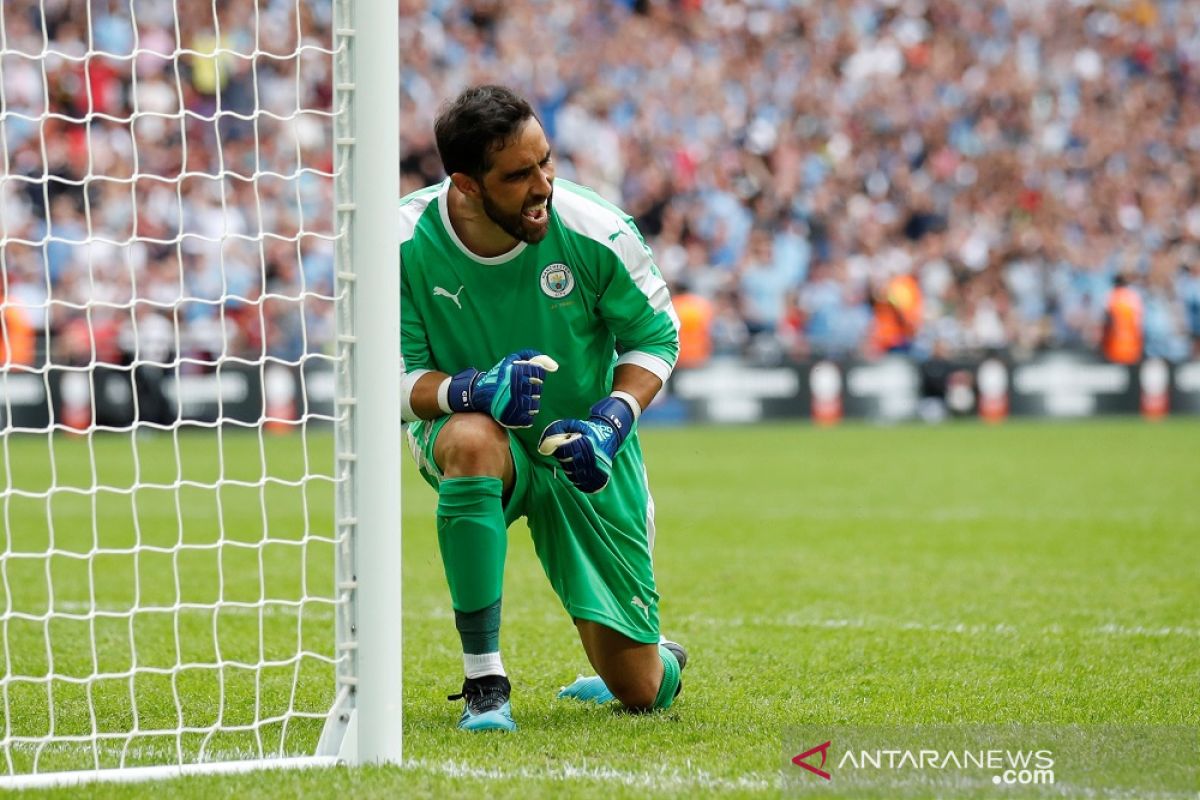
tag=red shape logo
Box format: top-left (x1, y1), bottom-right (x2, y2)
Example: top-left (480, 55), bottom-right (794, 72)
top-left (792, 740), bottom-right (832, 780)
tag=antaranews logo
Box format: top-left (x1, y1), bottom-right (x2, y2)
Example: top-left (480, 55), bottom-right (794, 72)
top-left (791, 741), bottom-right (832, 780)
top-left (786, 725), bottom-right (1197, 798)
top-left (789, 735), bottom-right (1055, 788)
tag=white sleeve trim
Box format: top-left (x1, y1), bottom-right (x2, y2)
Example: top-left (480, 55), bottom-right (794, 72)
top-left (605, 227), bottom-right (680, 337)
top-left (615, 351), bottom-right (673, 383)
top-left (400, 369), bottom-right (431, 423)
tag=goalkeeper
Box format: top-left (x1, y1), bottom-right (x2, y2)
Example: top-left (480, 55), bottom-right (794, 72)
top-left (399, 85), bottom-right (687, 731)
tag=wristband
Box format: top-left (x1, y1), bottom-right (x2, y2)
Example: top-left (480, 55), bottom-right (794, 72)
top-left (436, 377), bottom-right (453, 415)
top-left (608, 390), bottom-right (642, 421)
top-left (589, 395), bottom-right (636, 448)
top-left (446, 368), bottom-right (480, 413)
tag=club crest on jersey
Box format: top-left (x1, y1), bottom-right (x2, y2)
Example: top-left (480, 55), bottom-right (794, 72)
top-left (539, 263), bottom-right (575, 299)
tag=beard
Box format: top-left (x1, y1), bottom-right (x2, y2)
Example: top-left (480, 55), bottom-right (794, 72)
top-left (480, 189), bottom-right (553, 245)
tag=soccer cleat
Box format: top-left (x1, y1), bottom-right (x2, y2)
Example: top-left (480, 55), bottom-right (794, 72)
top-left (557, 675), bottom-right (615, 704)
top-left (448, 674), bottom-right (516, 731)
top-left (660, 638), bottom-right (688, 675)
top-left (557, 638), bottom-right (689, 704)
top-left (660, 638), bottom-right (687, 699)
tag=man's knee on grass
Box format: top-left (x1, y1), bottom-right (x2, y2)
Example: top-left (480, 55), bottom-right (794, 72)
top-left (607, 645), bottom-right (681, 711)
top-left (584, 631), bottom-right (682, 712)
top-left (604, 665), bottom-right (662, 710)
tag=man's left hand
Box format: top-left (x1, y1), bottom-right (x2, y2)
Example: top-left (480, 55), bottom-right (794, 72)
top-left (537, 396), bottom-right (635, 493)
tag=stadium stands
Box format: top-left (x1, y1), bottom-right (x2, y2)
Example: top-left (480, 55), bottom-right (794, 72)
top-left (4, 0), bottom-right (1199, 368)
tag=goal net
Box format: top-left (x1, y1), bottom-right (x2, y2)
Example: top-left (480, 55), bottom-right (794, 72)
top-left (0, 0), bottom-right (400, 785)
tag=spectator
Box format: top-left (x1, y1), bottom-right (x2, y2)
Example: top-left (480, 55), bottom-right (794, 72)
top-left (869, 266), bottom-right (924, 357)
top-left (670, 280), bottom-right (715, 369)
top-left (118, 306), bottom-right (176, 426)
top-left (738, 228), bottom-right (794, 336)
top-left (1177, 257), bottom-right (1200, 357)
top-left (1101, 273), bottom-right (1144, 365)
top-left (0, 283), bottom-right (35, 368)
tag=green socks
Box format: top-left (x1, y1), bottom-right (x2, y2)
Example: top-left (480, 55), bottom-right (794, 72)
top-left (436, 476), bottom-right (507, 655)
top-left (454, 600), bottom-right (501, 655)
top-left (653, 644), bottom-right (681, 710)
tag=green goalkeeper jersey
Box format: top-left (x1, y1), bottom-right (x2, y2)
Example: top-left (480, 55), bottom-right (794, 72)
top-left (399, 178), bottom-right (680, 454)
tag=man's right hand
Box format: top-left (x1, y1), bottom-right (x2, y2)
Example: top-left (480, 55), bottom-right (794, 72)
top-left (447, 349), bottom-right (559, 428)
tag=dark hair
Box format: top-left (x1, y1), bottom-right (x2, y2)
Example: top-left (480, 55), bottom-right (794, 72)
top-left (434, 85), bottom-right (538, 179)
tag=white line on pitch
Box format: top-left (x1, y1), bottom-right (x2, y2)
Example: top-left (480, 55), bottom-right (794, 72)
top-left (24, 603), bottom-right (1200, 638)
top-left (405, 607), bottom-right (1200, 639)
top-left (402, 757), bottom-right (774, 793)
top-left (668, 613), bottom-right (1200, 639)
top-left (35, 601), bottom-right (337, 620)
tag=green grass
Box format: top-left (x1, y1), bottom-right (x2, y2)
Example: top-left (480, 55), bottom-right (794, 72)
top-left (2, 419), bottom-right (1198, 798)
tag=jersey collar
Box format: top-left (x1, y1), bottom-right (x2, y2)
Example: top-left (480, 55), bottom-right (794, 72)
top-left (437, 179), bottom-right (529, 266)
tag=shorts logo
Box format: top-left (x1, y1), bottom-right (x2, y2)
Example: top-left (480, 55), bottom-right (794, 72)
top-left (540, 264), bottom-right (575, 299)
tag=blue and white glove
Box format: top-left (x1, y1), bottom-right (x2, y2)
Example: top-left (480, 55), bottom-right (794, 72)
top-left (537, 395), bottom-right (636, 493)
top-left (446, 349), bottom-right (559, 428)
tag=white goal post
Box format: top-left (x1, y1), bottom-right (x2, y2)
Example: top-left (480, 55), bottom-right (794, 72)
top-left (0, 0), bottom-right (400, 787)
top-left (327, 0), bottom-right (403, 771)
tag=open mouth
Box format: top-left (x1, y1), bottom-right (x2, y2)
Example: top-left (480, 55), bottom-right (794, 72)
top-left (522, 199), bottom-right (549, 225)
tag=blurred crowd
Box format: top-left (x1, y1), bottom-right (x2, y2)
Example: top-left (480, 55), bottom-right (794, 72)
top-left (401, 0), bottom-right (1200, 366)
top-left (0, 0), bottom-right (335, 371)
top-left (3, 0), bottom-right (1200, 374)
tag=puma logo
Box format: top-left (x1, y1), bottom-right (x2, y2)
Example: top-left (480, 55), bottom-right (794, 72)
top-left (631, 596), bottom-right (651, 617)
top-left (433, 285), bottom-right (464, 309)
top-left (608, 229), bottom-right (626, 243)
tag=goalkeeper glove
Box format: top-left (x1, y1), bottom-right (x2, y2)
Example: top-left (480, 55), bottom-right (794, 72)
top-left (446, 349), bottom-right (559, 428)
top-left (537, 395), bottom-right (636, 494)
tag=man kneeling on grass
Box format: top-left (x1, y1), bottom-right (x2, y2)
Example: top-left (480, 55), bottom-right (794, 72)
top-left (398, 85), bottom-right (687, 730)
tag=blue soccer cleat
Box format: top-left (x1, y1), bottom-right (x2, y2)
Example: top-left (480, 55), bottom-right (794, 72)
top-left (557, 675), bottom-right (615, 704)
top-left (448, 674), bottom-right (516, 732)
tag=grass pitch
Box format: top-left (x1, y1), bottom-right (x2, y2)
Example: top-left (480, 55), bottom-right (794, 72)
top-left (2, 418), bottom-right (1197, 798)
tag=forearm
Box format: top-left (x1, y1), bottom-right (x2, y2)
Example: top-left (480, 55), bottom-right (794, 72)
top-left (403, 370), bottom-right (452, 421)
top-left (610, 363), bottom-right (663, 417)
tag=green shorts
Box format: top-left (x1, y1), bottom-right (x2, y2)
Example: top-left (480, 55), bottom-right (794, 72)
top-left (406, 416), bottom-right (661, 644)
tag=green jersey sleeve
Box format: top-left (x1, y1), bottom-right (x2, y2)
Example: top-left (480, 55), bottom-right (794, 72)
top-left (398, 184), bottom-right (444, 385)
top-left (399, 251), bottom-right (432, 375)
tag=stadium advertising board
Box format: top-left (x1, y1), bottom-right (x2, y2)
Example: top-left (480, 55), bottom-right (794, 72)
top-left (665, 354), bottom-right (1200, 425)
top-left (3, 354), bottom-right (1200, 430)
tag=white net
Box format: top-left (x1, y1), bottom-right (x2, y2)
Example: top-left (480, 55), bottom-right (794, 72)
top-left (0, 0), bottom-right (343, 776)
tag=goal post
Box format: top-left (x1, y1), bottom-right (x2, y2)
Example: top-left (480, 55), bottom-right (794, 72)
top-left (323, 0), bottom-right (403, 768)
top-left (0, 0), bottom-right (400, 787)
